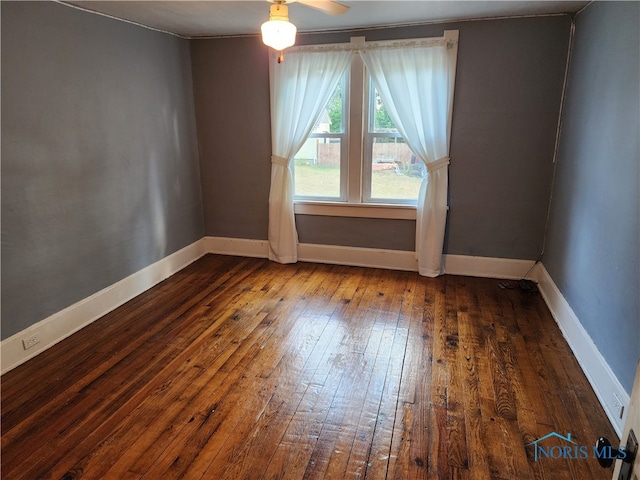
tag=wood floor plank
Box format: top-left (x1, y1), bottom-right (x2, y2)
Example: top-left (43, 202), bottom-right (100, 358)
top-left (360, 272), bottom-right (415, 480)
top-left (453, 278), bottom-right (489, 480)
top-left (442, 276), bottom-right (469, 473)
top-left (1, 256), bottom-right (617, 480)
top-left (261, 266), bottom-right (368, 480)
top-left (334, 270), bottom-right (407, 479)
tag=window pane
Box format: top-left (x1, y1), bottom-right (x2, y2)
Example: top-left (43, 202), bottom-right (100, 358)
top-left (372, 86), bottom-right (398, 133)
top-left (370, 137), bottom-right (424, 201)
top-left (311, 80), bottom-right (344, 134)
top-left (294, 138), bottom-right (341, 198)
top-left (368, 81), bottom-right (422, 201)
top-left (294, 74), bottom-right (345, 199)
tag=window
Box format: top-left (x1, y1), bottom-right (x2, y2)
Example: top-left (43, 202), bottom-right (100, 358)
top-left (364, 80), bottom-right (425, 203)
top-left (292, 54), bottom-right (422, 211)
top-left (293, 74), bottom-right (347, 201)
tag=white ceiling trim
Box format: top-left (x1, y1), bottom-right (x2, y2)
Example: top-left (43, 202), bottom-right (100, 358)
top-left (55, 0), bottom-right (190, 38)
top-left (57, 1), bottom-right (586, 40)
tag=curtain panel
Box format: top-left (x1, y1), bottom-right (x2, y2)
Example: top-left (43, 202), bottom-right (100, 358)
top-left (360, 32), bottom-right (458, 276)
top-left (267, 49), bottom-right (351, 263)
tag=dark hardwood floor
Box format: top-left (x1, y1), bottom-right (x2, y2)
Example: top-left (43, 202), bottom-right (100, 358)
top-left (1, 254), bottom-right (616, 479)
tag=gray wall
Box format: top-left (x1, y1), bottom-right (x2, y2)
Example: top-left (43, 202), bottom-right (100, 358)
top-left (191, 16), bottom-right (571, 258)
top-left (543, 2), bottom-right (640, 393)
top-left (191, 37), bottom-right (271, 240)
top-left (1, 1), bottom-right (204, 339)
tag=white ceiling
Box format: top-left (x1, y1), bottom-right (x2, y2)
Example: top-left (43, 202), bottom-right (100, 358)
top-left (62, 1), bottom-right (588, 38)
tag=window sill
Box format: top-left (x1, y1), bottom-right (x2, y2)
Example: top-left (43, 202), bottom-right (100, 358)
top-left (293, 201), bottom-right (417, 220)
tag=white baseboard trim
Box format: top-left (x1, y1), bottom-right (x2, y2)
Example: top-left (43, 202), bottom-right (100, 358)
top-left (299, 243), bottom-right (418, 271)
top-left (202, 237), bottom-right (537, 278)
top-left (532, 263), bottom-right (629, 437)
top-left (203, 236), bottom-right (269, 258)
top-left (0, 239), bottom-right (208, 375)
top-left (202, 237), bottom-right (419, 271)
top-left (443, 254), bottom-right (535, 280)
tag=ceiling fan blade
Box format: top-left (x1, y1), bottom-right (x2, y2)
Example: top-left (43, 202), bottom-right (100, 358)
top-left (298, 0), bottom-right (350, 16)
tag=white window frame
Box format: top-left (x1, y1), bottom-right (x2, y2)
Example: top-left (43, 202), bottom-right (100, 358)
top-left (292, 36), bottom-right (424, 220)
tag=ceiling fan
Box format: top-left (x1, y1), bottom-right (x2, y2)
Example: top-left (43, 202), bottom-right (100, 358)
top-left (261, 0), bottom-right (350, 55)
top-left (285, 0), bottom-right (350, 16)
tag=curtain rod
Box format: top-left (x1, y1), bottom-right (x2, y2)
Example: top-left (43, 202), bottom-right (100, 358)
top-left (287, 30), bottom-right (458, 54)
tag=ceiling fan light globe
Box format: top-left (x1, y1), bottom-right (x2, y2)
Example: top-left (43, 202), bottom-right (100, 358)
top-left (261, 20), bottom-right (297, 50)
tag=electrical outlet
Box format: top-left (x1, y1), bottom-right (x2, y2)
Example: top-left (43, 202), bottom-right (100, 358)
top-left (22, 333), bottom-right (40, 350)
top-left (614, 392), bottom-right (625, 419)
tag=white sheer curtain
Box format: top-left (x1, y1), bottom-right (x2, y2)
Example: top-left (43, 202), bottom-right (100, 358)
top-left (268, 49), bottom-right (352, 263)
top-left (360, 34), bottom-right (458, 276)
